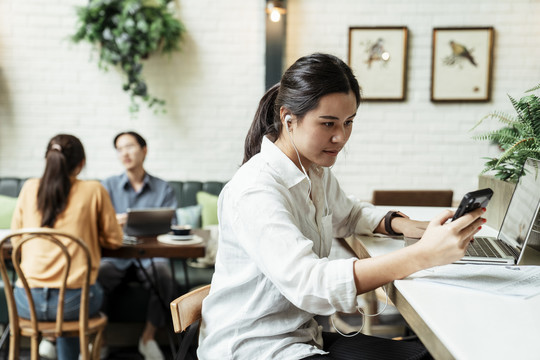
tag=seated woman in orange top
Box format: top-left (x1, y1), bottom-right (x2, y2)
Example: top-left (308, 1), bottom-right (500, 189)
top-left (11, 134), bottom-right (123, 360)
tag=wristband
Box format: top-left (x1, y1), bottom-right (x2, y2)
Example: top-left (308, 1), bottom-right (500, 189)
top-left (384, 211), bottom-right (404, 236)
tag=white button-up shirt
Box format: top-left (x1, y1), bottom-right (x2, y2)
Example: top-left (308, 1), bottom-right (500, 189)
top-left (198, 137), bottom-right (386, 360)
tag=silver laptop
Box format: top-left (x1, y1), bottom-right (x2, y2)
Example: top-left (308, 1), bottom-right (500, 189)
top-left (124, 207), bottom-right (175, 236)
top-left (527, 202), bottom-right (540, 252)
top-left (456, 158), bottom-right (540, 265)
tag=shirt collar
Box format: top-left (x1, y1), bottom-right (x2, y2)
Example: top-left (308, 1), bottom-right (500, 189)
top-left (119, 172), bottom-right (151, 191)
top-left (260, 136), bottom-right (311, 190)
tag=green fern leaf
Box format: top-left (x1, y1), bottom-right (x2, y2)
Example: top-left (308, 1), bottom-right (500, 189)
top-left (526, 83), bottom-right (540, 92)
top-left (473, 84), bottom-right (540, 182)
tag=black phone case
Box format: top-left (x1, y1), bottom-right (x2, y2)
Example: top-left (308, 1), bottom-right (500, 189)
top-left (451, 188), bottom-right (493, 221)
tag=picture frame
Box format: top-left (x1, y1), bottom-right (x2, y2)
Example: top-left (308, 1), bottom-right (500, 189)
top-left (431, 27), bottom-right (494, 102)
top-left (348, 26), bottom-right (408, 101)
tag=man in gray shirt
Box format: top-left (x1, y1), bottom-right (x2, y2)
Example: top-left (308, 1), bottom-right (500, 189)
top-left (99, 131), bottom-right (177, 360)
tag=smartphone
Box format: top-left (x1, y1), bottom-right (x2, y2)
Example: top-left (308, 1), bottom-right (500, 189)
top-left (451, 188), bottom-right (493, 221)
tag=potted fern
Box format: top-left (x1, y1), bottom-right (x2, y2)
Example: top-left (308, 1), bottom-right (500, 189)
top-left (71, 0), bottom-right (185, 114)
top-left (473, 83), bottom-right (540, 228)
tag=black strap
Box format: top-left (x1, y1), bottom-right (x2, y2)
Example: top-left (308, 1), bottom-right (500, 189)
top-left (384, 211), bottom-right (404, 236)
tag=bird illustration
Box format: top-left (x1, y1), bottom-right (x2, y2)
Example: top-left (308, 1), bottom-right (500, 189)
top-left (366, 38), bottom-right (387, 68)
top-left (449, 40), bottom-right (477, 66)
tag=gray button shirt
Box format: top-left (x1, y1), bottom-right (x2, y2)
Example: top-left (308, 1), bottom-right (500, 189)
top-left (102, 172), bottom-right (177, 213)
top-left (101, 172), bottom-right (177, 269)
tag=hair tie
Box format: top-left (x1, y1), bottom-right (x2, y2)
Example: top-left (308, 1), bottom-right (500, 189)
top-left (51, 144), bottom-right (62, 152)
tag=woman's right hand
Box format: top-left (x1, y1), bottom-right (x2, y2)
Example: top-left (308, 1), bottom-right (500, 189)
top-left (411, 207), bottom-right (486, 268)
top-left (116, 213), bottom-right (128, 226)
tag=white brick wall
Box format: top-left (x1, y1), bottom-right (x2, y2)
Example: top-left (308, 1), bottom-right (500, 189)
top-left (287, 0), bottom-right (540, 202)
top-left (1, 0), bottom-right (539, 204)
top-left (0, 0), bottom-right (265, 182)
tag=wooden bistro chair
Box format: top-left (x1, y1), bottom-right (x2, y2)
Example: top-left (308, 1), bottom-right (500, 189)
top-left (170, 284), bottom-right (210, 360)
top-left (0, 229), bottom-right (107, 360)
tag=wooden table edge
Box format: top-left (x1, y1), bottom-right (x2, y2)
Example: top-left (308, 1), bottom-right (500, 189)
top-left (345, 235), bottom-right (455, 360)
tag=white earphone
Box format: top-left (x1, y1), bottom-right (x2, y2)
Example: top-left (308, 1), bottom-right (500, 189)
top-left (285, 115), bottom-right (292, 132)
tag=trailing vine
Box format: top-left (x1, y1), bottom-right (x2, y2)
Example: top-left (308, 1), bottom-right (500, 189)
top-left (72, 0), bottom-right (185, 113)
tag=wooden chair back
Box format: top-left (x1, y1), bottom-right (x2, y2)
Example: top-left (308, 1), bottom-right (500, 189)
top-left (170, 284), bottom-right (210, 360)
top-left (0, 228), bottom-right (107, 360)
top-left (372, 190), bottom-right (453, 207)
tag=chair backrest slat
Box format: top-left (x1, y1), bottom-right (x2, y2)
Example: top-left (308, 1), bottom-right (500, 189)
top-left (170, 284), bottom-right (210, 333)
top-left (0, 229), bottom-right (92, 337)
top-left (372, 190), bottom-right (453, 207)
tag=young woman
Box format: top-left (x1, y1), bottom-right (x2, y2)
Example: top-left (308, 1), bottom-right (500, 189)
top-left (198, 53), bottom-right (485, 359)
top-left (11, 134), bottom-right (123, 359)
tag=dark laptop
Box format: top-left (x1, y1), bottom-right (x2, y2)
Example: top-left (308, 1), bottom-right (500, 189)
top-left (124, 207), bottom-right (175, 236)
top-left (456, 158), bottom-right (540, 265)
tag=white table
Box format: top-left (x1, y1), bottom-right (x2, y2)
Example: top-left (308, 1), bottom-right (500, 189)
top-left (346, 206), bottom-right (540, 360)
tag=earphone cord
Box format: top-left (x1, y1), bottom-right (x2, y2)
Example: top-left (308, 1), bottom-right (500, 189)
top-left (331, 285), bottom-right (389, 337)
top-left (285, 119), bottom-right (384, 336)
top-left (287, 128), bottom-right (312, 198)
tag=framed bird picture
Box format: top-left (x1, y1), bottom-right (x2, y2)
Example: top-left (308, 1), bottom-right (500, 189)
top-left (348, 26), bottom-right (408, 101)
top-left (431, 27), bottom-right (494, 102)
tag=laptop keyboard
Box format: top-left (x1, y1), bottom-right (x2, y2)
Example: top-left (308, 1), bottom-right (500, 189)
top-left (466, 237), bottom-right (502, 258)
top-left (496, 239), bottom-right (517, 257)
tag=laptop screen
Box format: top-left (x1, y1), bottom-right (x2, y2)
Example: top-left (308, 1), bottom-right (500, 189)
top-left (124, 207), bottom-right (175, 236)
top-left (498, 158), bottom-right (540, 253)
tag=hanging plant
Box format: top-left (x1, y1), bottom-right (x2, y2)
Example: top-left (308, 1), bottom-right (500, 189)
top-left (72, 0), bottom-right (185, 113)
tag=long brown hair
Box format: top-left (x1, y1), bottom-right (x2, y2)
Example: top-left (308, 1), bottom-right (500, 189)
top-left (242, 53), bottom-right (361, 164)
top-left (37, 134), bottom-right (86, 227)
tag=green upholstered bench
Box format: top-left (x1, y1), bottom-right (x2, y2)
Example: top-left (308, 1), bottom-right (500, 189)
top-left (0, 178), bottom-right (222, 324)
top-left (0, 178), bottom-right (26, 198)
top-left (0, 178), bottom-right (26, 325)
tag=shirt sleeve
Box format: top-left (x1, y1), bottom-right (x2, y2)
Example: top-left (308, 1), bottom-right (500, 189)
top-left (228, 185), bottom-right (359, 314)
top-left (324, 171), bottom-right (386, 238)
top-left (10, 182), bottom-right (27, 235)
top-left (161, 183), bottom-right (178, 209)
top-left (100, 178), bottom-right (111, 194)
top-left (97, 184), bottom-right (123, 249)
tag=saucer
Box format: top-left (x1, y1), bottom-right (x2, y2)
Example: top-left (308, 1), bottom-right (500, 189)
top-left (167, 233), bottom-right (194, 241)
top-left (157, 234), bottom-right (203, 245)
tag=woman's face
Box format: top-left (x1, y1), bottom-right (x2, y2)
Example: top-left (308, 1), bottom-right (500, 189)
top-left (285, 91), bottom-right (357, 169)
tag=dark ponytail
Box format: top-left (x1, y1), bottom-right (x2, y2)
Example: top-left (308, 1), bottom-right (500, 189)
top-left (242, 53), bottom-right (361, 164)
top-left (37, 134), bottom-right (86, 227)
top-left (243, 83), bottom-right (281, 164)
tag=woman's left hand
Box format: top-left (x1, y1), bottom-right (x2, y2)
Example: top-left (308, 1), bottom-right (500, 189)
top-left (392, 212), bottom-right (429, 239)
top-left (391, 216), bottom-right (429, 239)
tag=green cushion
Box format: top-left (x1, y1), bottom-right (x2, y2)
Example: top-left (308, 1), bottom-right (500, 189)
top-left (0, 195), bottom-right (17, 228)
top-left (196, 191), bottom-right (219, 227)
top-left (176, 204), bottom-right (202, 229)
